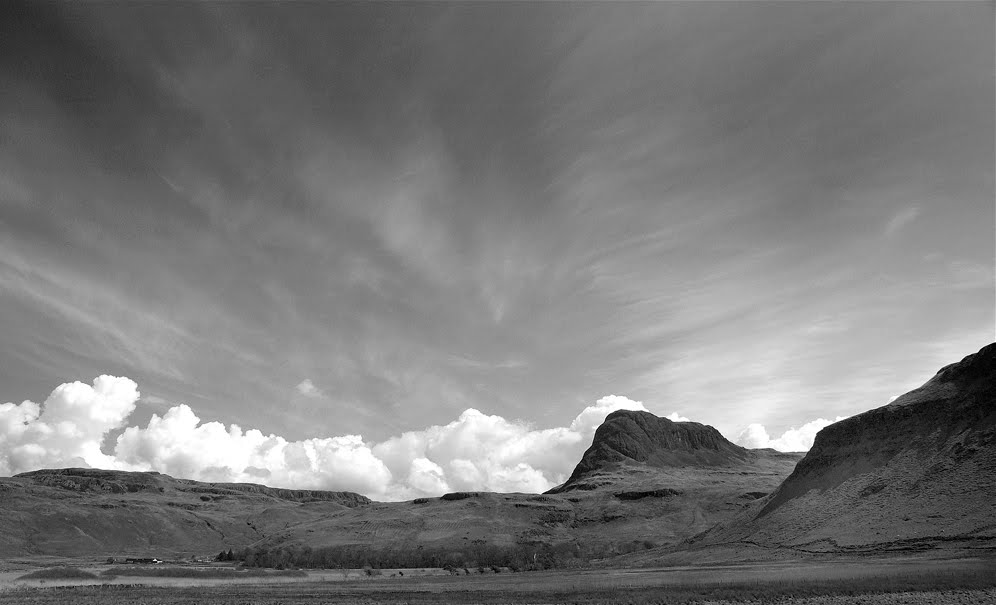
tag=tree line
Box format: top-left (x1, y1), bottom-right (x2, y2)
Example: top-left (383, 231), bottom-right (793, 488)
top-left (236, 540), bottom-right (589, 571)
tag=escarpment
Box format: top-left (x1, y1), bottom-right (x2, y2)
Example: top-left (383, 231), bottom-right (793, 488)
top-left (691, 342), bottom-right (996, 554)
top-left (761, 342), bottom-right (996, 517)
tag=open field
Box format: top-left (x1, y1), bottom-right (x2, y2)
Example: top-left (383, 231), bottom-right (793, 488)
top-left (0, 555), bottom-right (993, 604)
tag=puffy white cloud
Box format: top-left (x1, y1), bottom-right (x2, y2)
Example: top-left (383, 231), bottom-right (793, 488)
top-left (734, 424), bottom-right (770, 449)
top-left (569, 394), bottom-right (649, 434)
top-left (371, 395), bottom-right (656, 498)
top-left (0, 375), bottom-right (139, 475)
top-left (406, 457), bottom-right (449, 495)
top-left (295, 379), bottom-right (321, 397)
top-left (373, 407), bottom-right (576, 497)
top-left (113, 405), bottom-right (392, 497)
top-left (735, 416), bottom-right (848, 452)
top-left (665, 412), bottom-right (690, 422)
top-left (0, 378), bottom-right (676, 500)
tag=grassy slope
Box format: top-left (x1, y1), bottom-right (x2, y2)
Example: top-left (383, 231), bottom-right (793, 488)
top-left (254, 451), bottom-right (802, 558)
top-left (646, 344), bottom-right (996, 562)
top-left (0, 471), bottom-right (357, 558)
top-left (0, 449), bottom-right (802, 562)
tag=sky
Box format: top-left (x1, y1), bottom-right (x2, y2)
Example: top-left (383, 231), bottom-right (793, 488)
top-left (0, 2), bottom-right (993, 500)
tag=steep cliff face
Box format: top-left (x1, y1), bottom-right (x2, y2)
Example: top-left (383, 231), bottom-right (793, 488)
top-left (15, 468), bottom-right (168, 494)
top-left (692, 342), bottom-right (996, 554)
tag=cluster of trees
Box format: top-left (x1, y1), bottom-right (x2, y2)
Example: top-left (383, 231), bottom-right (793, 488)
top-left (237, 540), bottom-right (587, 571)
top-left (215, 549), bottom-right (236, 562)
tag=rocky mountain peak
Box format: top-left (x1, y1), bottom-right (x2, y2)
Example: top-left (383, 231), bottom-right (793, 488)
top-left (552, 410), bottom-right (751, 493)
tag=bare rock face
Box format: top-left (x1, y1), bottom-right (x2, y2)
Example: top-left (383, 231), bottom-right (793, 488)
top-left (551, 410), bottom-right (754, 493)
top-left (691, 342), bottom-right (996, 555)
top-left (15, 468), bottom-right (166, 494)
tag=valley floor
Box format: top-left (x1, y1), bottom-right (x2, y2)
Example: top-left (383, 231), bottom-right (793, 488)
top-left (3, 586), bottom-right (995, 605)
top-left (0, 554), bottom-right (993, 604)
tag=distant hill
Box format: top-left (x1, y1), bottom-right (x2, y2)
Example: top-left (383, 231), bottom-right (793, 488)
top-left (0, 413), bottom-right (801, 562)
top-left (685, 342), bottom-right (996, 557)
top-left (0, 468), bottom-right (368, 558)
top-left (226, 413), bottom-right (800, 564)
top-left (13, 344), bottom-right (987, 565)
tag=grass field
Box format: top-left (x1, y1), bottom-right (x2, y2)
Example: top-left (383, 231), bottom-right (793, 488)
top-left (15, 567), bottom-right (98, 581)
top-left (99, 566), bottom-right (307, 579)
top-left (1, 556), bottom-right (993, 604)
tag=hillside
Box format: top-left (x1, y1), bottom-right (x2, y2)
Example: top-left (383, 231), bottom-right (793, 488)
top-left (683, 342), bottom-right (996, 557)
top-left (0, 412), bottom-right (802, 562)
top-left (0, 468), bottom-right (368, 558)
top-left (248, 411), bottom-right (802, 561)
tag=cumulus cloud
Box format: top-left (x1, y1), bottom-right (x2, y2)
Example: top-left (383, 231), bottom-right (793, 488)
top-left (0, 376), bottom-right (850, 498)
top-left (0, 376), bottom-right (139, 476)
top-left (295, 379), bottom-right (322, 397)
top-left (0, 379), bottom-right (664, 500)
top-left (735, 416), bottom-right (848, 452)
top-left (372, 394), bottom-right (652, 499)
top-left (569, 394), bottom-right (648, 433)
top-left (112, 406), bottom-right (392, 496)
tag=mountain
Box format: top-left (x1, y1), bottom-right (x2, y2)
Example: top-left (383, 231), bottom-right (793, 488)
top-left (4, 345), bottom-right (991, 565)
top-left (549, 410), bottom-right (783, 493)
top-left (232, 412), bottom-right (800, 562)
top-left (686, 342), bottom-right (996, 557)
top-left (0, 412), bottom-right (802, 562)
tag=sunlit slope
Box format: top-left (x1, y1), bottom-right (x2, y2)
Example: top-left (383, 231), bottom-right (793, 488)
top-left (688, 343), bottom-right (996, 555)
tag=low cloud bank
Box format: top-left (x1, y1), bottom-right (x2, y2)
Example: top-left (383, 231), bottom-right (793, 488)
top-left (0, 378), bottom-right (658, 499)
top-left (1, 376), bottom-right (833, 499)
top-left (734, 417), bottom-right (848, 451)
